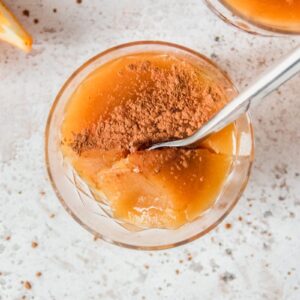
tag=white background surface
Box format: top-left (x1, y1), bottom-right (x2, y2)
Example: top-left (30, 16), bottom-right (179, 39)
top-left (0, 0), bottom-right (300, 299)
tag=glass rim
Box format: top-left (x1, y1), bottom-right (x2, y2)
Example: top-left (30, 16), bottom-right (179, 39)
top-left (204, 0), bottom-right (300, 36)
top-left (45, 40), bottom-right (255, 250)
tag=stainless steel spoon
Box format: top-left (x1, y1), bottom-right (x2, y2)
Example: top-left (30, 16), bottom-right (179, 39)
top-left (148, 45), bottom-right (300, 150)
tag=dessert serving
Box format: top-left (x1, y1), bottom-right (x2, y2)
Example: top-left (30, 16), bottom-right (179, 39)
top-left (46, 42), bottom-right (254, 248)
top-left (205, 0), bottom-right (300, 34)
top-left (61, 51), bottom-right (236, 229)
top-left (222, 0), bottom-right (300, 33)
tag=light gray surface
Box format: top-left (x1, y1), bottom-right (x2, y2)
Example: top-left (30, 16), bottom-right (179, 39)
top-left (0, 0), bottom-right (299, 299)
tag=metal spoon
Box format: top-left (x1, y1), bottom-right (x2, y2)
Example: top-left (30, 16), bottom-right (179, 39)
top-left (148, 45), bottom-right (300, 150)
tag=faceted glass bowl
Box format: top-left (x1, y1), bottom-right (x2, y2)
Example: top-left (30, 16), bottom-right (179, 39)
top-left (45, 41), bottom-right (254, 250)
top-left (204, 0), bottom-right (300, 36)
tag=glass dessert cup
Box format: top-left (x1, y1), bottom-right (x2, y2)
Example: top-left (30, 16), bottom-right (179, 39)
top-left (45, 41), bottom-right (254, 250)
top-left (204, 0), bottom-right (300, 36)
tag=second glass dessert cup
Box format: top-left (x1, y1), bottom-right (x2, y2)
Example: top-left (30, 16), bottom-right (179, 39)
top-left (45, 41), bottom-right (254, 250)
top-left (204, 0), bottom-right (300, 36)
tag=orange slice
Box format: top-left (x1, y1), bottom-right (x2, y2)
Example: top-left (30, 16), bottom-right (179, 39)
top-left (0, 1), bottom-right (32, 51)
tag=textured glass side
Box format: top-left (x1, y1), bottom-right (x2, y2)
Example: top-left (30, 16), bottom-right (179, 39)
top-left (45, 42), bottom-right (254, 250)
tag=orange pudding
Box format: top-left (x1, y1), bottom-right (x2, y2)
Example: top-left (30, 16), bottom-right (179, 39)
top-left (222, 0), bottom-right (300, 33)
top-left (61, 52), bottom-right (236, 229)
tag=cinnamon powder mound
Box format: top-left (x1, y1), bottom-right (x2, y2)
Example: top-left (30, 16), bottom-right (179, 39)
top-left (70, 59), bottom-right (227, 154)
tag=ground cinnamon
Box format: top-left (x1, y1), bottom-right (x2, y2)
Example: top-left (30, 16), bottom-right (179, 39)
top-left (70, 59), bottom-right (227, 155)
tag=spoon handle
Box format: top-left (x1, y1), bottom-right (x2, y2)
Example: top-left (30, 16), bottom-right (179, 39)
top-left (149, 45), bottom-right (300, 150)
top-left (246, 45), bottom-right (300, 107)
top-left (209, 45), bottom-right (300, 132)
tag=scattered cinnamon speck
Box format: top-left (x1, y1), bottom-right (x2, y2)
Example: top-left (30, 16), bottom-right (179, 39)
top-left (53, 8), bottom-right (57, 13)
top-left (225, 223), bottom-right (232, 229)
top-left (43, 27), bottom-right (56, 33)
top-left (22, 10), bottom-right (30, 17)
top-left (289, 212), bottom-right (295, 218)
top-left (263, 211), bottom-right (273, 218)
top-left (40, 191), bottom-right (46, 197)
top-left (5, 236), bottom-right (11, 241)
top-left (175, 269), bottom-right (180, 275)
top-left (211, 53), bottom-right (218, 59)
top-left (49, 213), bottom-right (55, 218)
top-left (76, 0), bottom-right (82, 3)
top-left (31, 241), bottom-right (38, 248)
top-left (220, 272), bottom-right (235, 283)
top-left (22, 296), bottom-right (26, 300)
top-left (238, 216), bottom-right (243, 221)
top-left (144, 264), bottom-right (149, 269)
top-left (225, 248), bottom-right (232, 255)
top-left (34, 18), bottom-right (39, 24)
top-left (179, 259), bottom-right (183, 264)
top-left (23, 281), bottom-right (32, 290)
top-left (187, 254), bottom-right (193, 261)
top-left (36, 272), bottom-right (42, 277)
top-left (93, 235), bottom-right (99, 241)
top-left (258, 58), bottom-right (267, 67)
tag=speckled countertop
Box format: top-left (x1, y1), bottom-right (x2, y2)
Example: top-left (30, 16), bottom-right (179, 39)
top-left (0, 0), bottom-right (300, 299)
